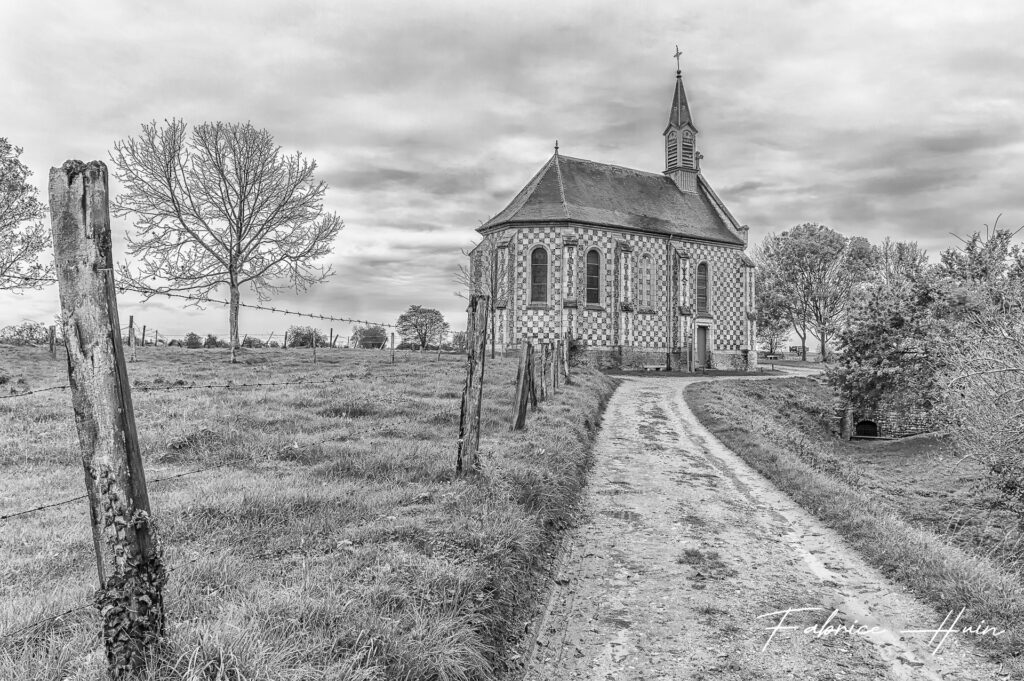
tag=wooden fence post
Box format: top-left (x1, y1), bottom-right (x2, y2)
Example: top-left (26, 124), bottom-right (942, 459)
top-left (391, 332), bottom-right (396, 363)
top-left (528, 343), bottom-right (538, 410)
top-left (538, 343), bottom-right (548, 401)
top-left (562, 336), bottom-right (571, 385)
top-left (153, 330), bottom-right (159, 347)
top-left (141, 325), bottom-right (147, 349)
top-left (511, 341), bottom-right (531, 431)
top-left (128, 315), bottom-right (136, 362)
top-left (49, 160), bottom-right (165, 678)
top-left (49, 325), bottom-right (56, 358)
top-left (329, 327), bottom-right (334, 348)
top-left (551, 340), bottom-right (559, 395)
top-left (284, 330), bottom-right (289, 350)
top-left (312, 329), bottom-right (318, 363)
top-left (457, 295), bottom-right (489, 475)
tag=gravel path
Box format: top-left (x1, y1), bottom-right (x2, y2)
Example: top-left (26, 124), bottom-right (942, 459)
top-left (524, 374), bottom-right (1009, 680)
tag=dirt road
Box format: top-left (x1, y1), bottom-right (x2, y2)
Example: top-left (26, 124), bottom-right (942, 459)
top-left (524, 374), bottom-right (1008, 680)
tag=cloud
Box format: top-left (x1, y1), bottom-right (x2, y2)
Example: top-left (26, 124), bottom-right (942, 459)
top-left (3, 0), bottom-right (1024, 335)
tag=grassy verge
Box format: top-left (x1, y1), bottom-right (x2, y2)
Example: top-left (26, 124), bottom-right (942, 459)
top-left (0, 346), bottom-right (616, 680)
top-left (685, 377), bottom-right (1024, 673)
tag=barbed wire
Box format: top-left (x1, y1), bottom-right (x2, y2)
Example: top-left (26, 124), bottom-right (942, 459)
top-left (0, 385), bottom-right (71, 400)
top-left (0, 374), bottom-right (353, 403)
top-left (0, 602), bottom-right (95, 643)
top-left (116, 284), bottom-right (395, 328)
top-left (1, 274), bottom-right (396, 329)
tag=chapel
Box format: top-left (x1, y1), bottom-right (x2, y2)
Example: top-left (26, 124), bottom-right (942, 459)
top-left (470, 63), bottom-right (757, 371)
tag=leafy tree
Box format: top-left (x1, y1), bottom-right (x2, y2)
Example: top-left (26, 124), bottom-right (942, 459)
top-left (352, 324), bottom-right (388, 349)
top-left (0, 139), bottom-right (50, 292)
top-left (755, 285), bottom-right (791, 355)
top-left (450, 330), bottom-right (468, 354)
top-left (756, 224), bottom-right (875, 361)
top-left (184, 332), bottom-right (203, 348)
top-left (285, 325), bottom-right (327, 348)
top-left (0, 321), bottom-right (48, 345)
top-left (396, 306), bottom-right (449, 351)
top-left (203, 334), bottom-right (220, 349)
top-left (110, 120), bottom-right (344, 362)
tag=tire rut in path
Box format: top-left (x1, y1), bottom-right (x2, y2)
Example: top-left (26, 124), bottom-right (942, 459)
top-left (524, 376), bottom-right (1006, 680)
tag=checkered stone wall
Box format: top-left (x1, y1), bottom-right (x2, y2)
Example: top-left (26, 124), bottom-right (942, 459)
top-left (470, 222), bottom-right (754, 366)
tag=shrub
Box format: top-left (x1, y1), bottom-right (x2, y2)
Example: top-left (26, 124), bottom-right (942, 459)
top-left (184, 332), bottom-right (202, 349)
top-left (203, 334), bottom-right (219, 349)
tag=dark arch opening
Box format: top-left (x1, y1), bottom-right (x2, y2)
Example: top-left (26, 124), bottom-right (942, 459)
top-left (855, 420), bottom-right (879, 437)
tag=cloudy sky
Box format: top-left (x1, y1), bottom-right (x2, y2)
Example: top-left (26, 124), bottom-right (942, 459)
top-left (2, 0), bottom-right (1023, 338)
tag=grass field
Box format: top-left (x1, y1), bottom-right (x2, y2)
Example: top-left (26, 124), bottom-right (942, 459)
top-left (0, 345), bottom-right (616, 680)
top-left (685, 377), bottom-right (1024, 673)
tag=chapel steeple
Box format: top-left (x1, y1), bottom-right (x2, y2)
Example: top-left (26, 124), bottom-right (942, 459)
top-left (664, 47), bottom-right (700, 193)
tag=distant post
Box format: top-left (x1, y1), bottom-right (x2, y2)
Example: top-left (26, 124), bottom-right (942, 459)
top-left (528, 344), bottom-right (538, 410)
top-left (391, 332), bottom-right (396, 364)
top-left (562, 336), bottom-right (571, 385)
top-left (141, 325), bottom-right (147, 349)
top-left (457, 295), bottom-right (489, 475)
top-left (49, 325), bottom-right (56, 358)
top-left (551, 340), bottom-right (559, 394)
top-left (511, 341), bottom-right (532, 431)
top-left (283, 330), bottom-right (289, 350)
top-left (128, 315), bottom-right (136, 362)
top-left (329, 327), bottom-right (334, 348)
top-left (153, 330), bottom-right (159, 348)
top-left (538, 343), bottom-right (548, 401)
top-left (312, 329), bottom-right (318, 364)
top-left (49, 160), bottom-right (165, 678)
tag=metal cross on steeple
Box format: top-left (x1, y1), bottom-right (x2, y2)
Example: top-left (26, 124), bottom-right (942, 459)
top-left (674, 45), bottom-right (682, 73)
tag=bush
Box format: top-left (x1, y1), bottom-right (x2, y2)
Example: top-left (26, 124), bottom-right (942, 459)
top-left (241, 337), bottom-right (264, 349)
top-left (203, 334), bottom-right (219, 349)
top-left (286, 325), bottom-right (327, 348)
top-left (268, 341), bottom-right (280, 348)
top-left (0, 321), bottom-right (48, 346)
top-left (168, 339), bottom-right (183, 348)
top-left (184, 332), bottom-right (202, 349)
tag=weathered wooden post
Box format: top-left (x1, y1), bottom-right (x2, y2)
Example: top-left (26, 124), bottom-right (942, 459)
top-left (312, 329), bottom-right (318, 364)
top-left (562, 336), bottom-right (571, 385)
top-left (128, 315), bottom-right (136, 362)
top-left (528, 343), bottom-right (538, 410)
top-left (329, 327), bottom-right (334, 348)
top-left (49, 161), bottom-right (165, 678)
top-left (391, 332), bottom-right (396, 364)
top-left (457, 295), bottom-right (489, 475)
top-left (48, 325), bottom-right (56, 358)
top-left (283, 330), bottom-right (289, 350)
top-left (153, 330), bottom-right (159, 348)
top-left (511, 341), bottom-right (532, 431)
top-left (141, 325), bottom-right (147, 348)
top-left (551, 340), bottom-right (559, 394)
top-left (537, 343), bottom-right (548, 401)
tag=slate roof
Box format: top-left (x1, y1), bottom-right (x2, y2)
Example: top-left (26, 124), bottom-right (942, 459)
top-left (480, 153), bottom-right (746, 246)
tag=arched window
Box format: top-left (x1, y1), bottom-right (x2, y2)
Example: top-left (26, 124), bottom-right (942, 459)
top-left (680, 130), bottom-right (695, 170)
top-left (530, 247), bottom-right (548, 304)
top-left (696, 262), bottom-right (709, 314)
top-left (666, 132), bottom-right (678, 170)
top-left (640, 254), bottom-right (653, 309)
top-left (586, 250), bottom-right (601, 305)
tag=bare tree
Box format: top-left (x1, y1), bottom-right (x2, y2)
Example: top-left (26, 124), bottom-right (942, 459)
top-left (0, 138), bottom-right (50, 291)
top-left (456, 236), bottom-right (508, 358)
top-left (110, 120), bottom-right (343, 362)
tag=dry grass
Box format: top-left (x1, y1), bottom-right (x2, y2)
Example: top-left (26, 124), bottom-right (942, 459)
top-left (0, 345), bottom-right (616, 680)
top-left (685, 377), bottom-right (1024, 674)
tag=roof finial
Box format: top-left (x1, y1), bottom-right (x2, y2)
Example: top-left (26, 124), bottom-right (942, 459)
top-left (674, 45), bottom-right (682, 76)
top-left (554, 140), bottom-right (559, 153)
